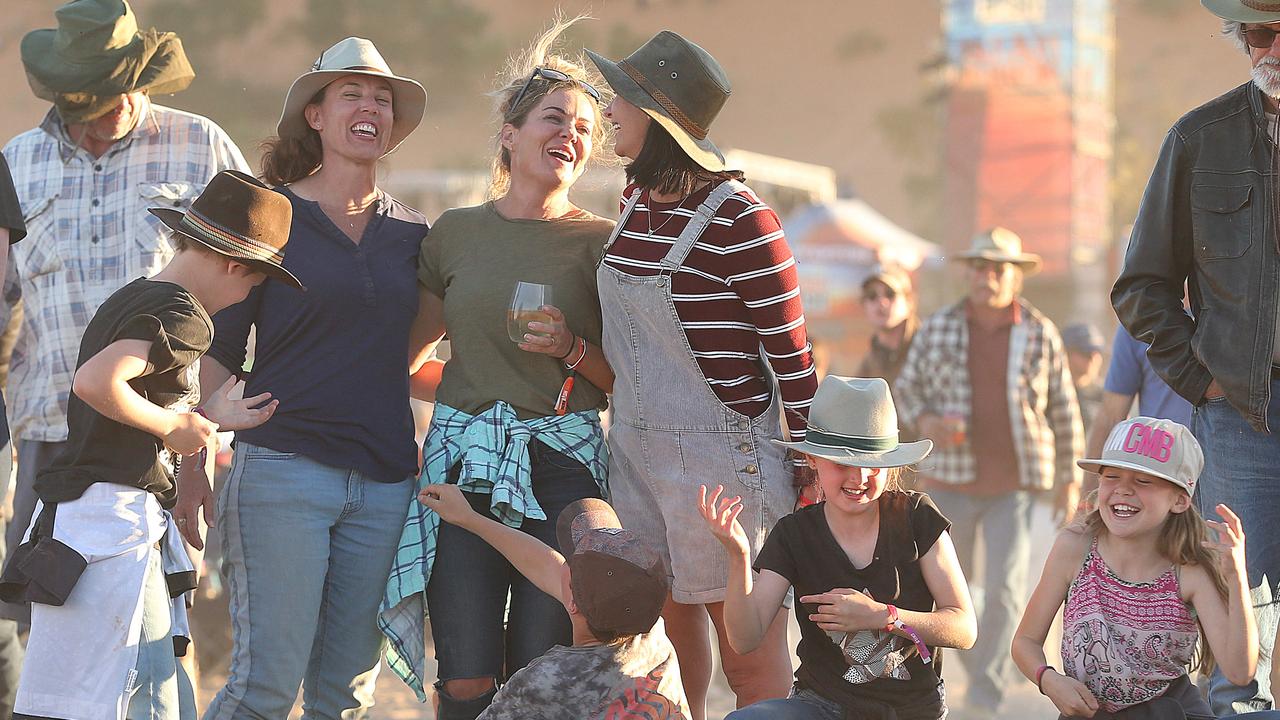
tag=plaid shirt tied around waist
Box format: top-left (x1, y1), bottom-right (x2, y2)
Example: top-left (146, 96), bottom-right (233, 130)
top-left (2, 102), bottom-right (248, 442)
top-left (379, 401), bottom-right (608, 699)
top-left (894, 299), bottom-right (1083, 491)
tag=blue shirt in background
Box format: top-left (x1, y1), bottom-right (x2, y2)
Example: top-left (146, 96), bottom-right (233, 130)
top-left (1103, 324), bottom-right (1193, 427)
top-left (207, 187), bottom-right (428, 483)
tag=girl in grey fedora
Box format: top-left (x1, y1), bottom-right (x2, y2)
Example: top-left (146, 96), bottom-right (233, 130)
top-left (188, 37), bottom-right (436, 719)
top-left (587, 30), bottom-right (819, 718)
top-left (702, 376), bottom-right (977, 720)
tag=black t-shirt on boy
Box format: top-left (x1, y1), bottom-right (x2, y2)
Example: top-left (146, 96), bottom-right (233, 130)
top-left (754, 490), bottom-right (951, 712)
top-left (36, 279), bottom-right (212, 509)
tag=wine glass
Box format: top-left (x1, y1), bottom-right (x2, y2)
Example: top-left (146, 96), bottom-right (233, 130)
top-left (508, 282), bottom-right (554, 343)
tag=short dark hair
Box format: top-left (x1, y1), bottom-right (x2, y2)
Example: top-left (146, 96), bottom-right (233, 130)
top-left (585, 620), bottom-right (637, 646)
top-left (626, 123), bottom-right (742, 196)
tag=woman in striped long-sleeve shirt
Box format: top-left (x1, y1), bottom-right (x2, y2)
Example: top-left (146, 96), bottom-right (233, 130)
top-left (585, 32), bottom-right (818, 718)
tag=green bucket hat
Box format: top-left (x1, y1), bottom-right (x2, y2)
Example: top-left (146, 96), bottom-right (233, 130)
top-left (587, 31), bottom-right (731, 172)
top-left (1202, 0), bottom-right (1280, 22)
top-left (21, 0), bottom-right (194, 124)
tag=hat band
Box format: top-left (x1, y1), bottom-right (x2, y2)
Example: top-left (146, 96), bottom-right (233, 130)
top-left (1243, 0), bottom-right (1280, 11)
top-left (179, 211), bottom-right (284, 265)
top-left (804, 427), bottom-right (899, 453)
top-left (618, 60), bottom-right (709, 140)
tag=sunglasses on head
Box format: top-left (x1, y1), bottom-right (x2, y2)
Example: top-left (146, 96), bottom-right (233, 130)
top-left (1245, 26), bottom-right (1280, 49)
top-left (509, 67), bottom-right (602, 113)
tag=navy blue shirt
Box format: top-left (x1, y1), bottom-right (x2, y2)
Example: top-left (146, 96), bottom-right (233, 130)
top-left (207, 187), bottom-right (428, 483)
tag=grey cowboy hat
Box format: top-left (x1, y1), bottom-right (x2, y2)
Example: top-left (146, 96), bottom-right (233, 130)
top-left (1202, 0), bottom-right (1280, 22)
top-left (587, 31), bottom-right (731, 172)
top-left (953, 226), bottom-right (1042, 274)
top-left (776, 376), bottom-right (933, 468)
top-left (278, 37), bottom-right (427, 155)
top-left (21, 0), bottom-right (194, 123)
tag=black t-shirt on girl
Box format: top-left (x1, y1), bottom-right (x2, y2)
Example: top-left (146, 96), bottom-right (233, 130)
top-left (754, 490), bottom-right (951, 711)
top-left (36, 279), bottom-right (212, 509)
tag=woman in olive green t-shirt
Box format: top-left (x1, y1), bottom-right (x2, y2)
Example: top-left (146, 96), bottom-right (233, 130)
top-left (400, 21), bottom-right (619, 720)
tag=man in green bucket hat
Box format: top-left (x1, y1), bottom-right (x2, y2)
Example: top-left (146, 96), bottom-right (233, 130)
top-left (0, 2), bottom-right (248, 710)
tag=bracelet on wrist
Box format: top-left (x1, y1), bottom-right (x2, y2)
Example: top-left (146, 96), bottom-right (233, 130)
top-left (553, 335), bottom-right (578, 361)
top-left (1035, 665), bottom-right (1054, 694)
top-left (565, 337), bottom-right (588, 369)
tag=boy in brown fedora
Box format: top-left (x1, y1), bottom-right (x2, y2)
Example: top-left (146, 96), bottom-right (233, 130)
top-left (1, 4), bottom-right (249, 685)
top-left (4, 171), bottom-right (298, 720)
top-left (420, 484), bottom-right (690, 719)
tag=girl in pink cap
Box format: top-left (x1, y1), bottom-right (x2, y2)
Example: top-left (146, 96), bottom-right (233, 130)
top-left (1013, 416), bottom-right (1256, 719)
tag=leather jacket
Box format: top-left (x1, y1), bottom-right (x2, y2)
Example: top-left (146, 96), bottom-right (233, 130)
top-left (1113, 82), bottom-right (1279, 433)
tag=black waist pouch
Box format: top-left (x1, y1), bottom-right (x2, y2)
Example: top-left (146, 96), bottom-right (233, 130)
top-left (0, 504), bottom-right (86, 606)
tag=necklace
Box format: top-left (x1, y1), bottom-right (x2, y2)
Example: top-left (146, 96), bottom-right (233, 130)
top-left (320, 197), bottom-right (375, 230)
top-left (644, 189), bottom-right (683, 237)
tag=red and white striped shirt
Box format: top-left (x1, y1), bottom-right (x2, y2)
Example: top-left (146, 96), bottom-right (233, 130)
top-left (603, 182), bottom-right (816, 438)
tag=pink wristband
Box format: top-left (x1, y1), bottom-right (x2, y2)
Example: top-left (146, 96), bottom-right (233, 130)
top-left (1035, 664), bottom-right (1054, 693)
top-left (886, 614), bottom-right (932, 665)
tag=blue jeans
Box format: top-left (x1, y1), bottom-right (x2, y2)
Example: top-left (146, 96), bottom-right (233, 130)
top-left (427, 441), bottom-right (602, 720)
top-left (128, 549), bottom-right (196, 720)
top-left (1193, 387), bottom-right (1280, 715)
top-left (726, 688), bottom-right (845, 720)
top-left (926, 488), bottom-right (1034, 709)
top-left (204, 444), bottom-right (413, 720)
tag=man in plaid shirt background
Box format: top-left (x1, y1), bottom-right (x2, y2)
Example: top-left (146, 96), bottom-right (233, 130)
top-left (894, 227), bottom-right (1083, 719)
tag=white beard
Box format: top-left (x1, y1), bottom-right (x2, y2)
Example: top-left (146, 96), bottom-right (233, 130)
top-left (1253, 59), bottom-right (1280, 99)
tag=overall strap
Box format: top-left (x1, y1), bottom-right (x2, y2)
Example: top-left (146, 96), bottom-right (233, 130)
top-left (598, 187), bottom-right (644, 259)
top-left (658, 179), bottom-right (749, 274)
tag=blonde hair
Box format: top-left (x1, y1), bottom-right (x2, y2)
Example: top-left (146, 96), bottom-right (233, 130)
top-left (487, 14), bottom-right (610, 199)
top-left (1078, 488), bottom-right (1228, 675)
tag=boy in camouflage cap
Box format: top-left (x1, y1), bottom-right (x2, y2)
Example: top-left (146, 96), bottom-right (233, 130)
top-left (420, 484), bottom-right (690, 719)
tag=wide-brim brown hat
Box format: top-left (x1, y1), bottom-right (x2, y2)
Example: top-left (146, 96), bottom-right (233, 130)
top-left (952, 226), bottom-right (1042, 274)
top-left (21, 0), bottom-right (194, 123)
top-left (149, 171), bottom-right (304, 290)
top-left (278, 37), bottom-right (426, 156)
top-left (775, 376), bottom-right (933, 468)
top-left (587, 31), bottom-right (731, 172)
top-left (1202, 0), bottom-right (1280, 22)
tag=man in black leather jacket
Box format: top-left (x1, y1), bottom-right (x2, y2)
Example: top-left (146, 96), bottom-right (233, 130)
top-left (1112, 1), bottom-right (1280, 713)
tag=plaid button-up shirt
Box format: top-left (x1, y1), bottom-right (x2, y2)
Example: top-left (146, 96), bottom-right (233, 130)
top-left (2, 102), bottom-right (248, 441)
top-left (895, 299), bottom-right (1083, 491)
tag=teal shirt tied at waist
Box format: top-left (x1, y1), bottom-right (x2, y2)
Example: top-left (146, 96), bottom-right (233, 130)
top-left (378, 401), bottom-right (608, 699)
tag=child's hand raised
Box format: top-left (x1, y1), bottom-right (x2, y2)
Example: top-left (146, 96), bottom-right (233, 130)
top-left (1205, 503), bottom-right (1247, 581)
top-left (1040, 670), bottom-right (1100, 718)
top-left (200, 375), bottom-right (278, 431)
top-left (799, 588), bottom-right (886, 633)
top-left (698, 485), bottom-right (750, 558)
top-left (419, 484), bottom-right (477, 528)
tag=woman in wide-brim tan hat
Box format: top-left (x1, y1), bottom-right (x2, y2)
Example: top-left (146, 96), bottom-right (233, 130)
top-left (194, 36), bottom-right (438, 718)
top-left (587, 30), bottom-right (820, 717)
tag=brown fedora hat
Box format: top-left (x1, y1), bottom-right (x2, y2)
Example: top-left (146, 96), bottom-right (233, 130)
top-left (21, 0), bottom-right (194, 123)
top-left (149, 171), bottom-right (304, 290)
top-left (587, 31), bottom-right (731, 172)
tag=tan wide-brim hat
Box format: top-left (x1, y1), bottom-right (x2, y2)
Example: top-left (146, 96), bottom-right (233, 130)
top-left (1202, 0), bottom-right (1280, 22)
top-left (953, 226), bottom-right (1042, 275)
top-left (278, 37), bottom-right (426, 155)
top-left (587, 31), bottom-right (731, 172)
top-left (775, 376), bottom-right (933, 468)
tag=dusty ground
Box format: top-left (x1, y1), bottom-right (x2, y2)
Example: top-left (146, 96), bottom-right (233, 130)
top-left (192, 501), bottom-right (1066, 719)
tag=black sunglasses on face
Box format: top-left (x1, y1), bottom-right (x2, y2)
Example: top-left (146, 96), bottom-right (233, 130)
top-left (1245, 26), bottom-right (1280, 49)
top-left (509, 67), bottom-right (602, 113)
top-left (862, 287), bottom-right (898, 302)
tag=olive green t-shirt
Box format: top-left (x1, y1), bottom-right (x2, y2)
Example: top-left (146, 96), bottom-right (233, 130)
top-left (419, 202), bottom-right (613, 418)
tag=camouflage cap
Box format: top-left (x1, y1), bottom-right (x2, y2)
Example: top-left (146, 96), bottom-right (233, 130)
top-left (556, 499), bottom-right (669, 637)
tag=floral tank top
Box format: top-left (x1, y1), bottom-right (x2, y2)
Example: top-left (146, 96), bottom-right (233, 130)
top-left (1060, 538), bottom-right (1199, 713)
